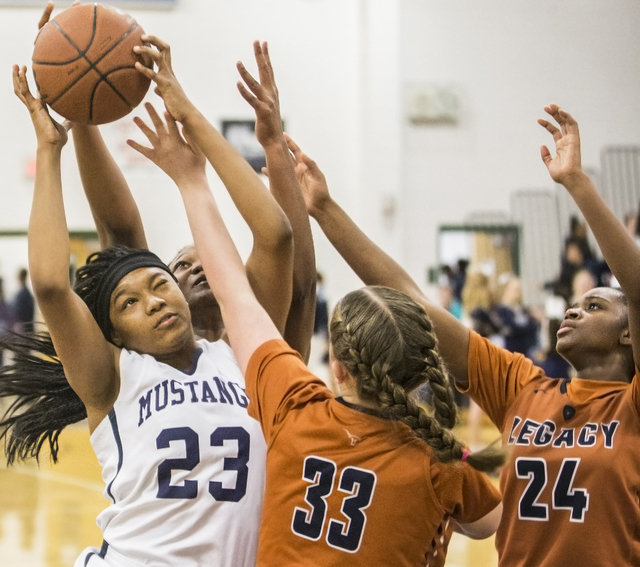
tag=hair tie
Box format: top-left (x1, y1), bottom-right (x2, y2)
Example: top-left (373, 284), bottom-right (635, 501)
top-left (462, 449), bottom-right (470, 462)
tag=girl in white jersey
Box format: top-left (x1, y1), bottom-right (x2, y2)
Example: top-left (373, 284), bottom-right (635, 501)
top-left (10, 45), bottom-right (284, 565)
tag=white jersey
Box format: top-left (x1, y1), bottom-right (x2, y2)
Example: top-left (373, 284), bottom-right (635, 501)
top-left (77, 339), bottom-right (266, 567)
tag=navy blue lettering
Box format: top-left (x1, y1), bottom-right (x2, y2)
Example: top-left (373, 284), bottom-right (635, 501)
top-left (214, 377), bottom-right (234, 404)
top-left (516, 419), bottom-right (540, 445)
top-left (184, 381), bottom-right (199, 402)
top-left (228, 382), bottom-right (249, 408)
top-left (201, 381), bottom-right (218, 403)
top-left (601, 421), bottom-right (619, 449)
top-left (533, 421), bottom-right (555, 446)
top-left (138, 389), bottom-right (152, 426)
top-left (154, 380), bottom-right (169, 412)
top-left (170, 380), bottom-right (185, 406)
top-left (577, 423), bottom-right (597, 447)
top-left (507, 417), bottom-right (522, 445)
top-left (553, 428), bottom-right (575, 448)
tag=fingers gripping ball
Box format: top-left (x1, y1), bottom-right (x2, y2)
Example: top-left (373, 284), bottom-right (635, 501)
top-left (32, 3), bottom-right (152, 124)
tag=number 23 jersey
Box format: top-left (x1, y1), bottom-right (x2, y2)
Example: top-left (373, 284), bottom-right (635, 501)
top-left (89, 339), bottom-right (266, 566)
top-left (464, 331), bottom-right (640, 567)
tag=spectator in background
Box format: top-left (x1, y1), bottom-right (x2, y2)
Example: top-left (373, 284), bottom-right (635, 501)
top-left (313, 271), bottom-right (329, 363)
top-left (452, 259), bottom-right (469, 303)
top-left (565, 215), bottom-right (594, 263)
top-left (13, 268), bottom-right (34, 334)
top-left (537, 318), bottom-right (571, 380)
top-left (490, 275), bottom-right (539, 358)
top-left (0, 279), bottom-right (14, 366)
top-left (571, 267), bottom-right (597, 304)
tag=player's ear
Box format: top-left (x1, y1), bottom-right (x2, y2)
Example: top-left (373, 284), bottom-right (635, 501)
top-left (111, 330), bottom-right (124, 348)
top-left (331, 359), bottom-right (351, 385)
top-left (620, 327), bottom-right (632, 347)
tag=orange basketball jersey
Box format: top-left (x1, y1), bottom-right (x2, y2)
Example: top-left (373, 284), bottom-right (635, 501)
top-left (464, 331), bottom-right (640, 566)
top-left (246, 339), bottom-right (501, 567)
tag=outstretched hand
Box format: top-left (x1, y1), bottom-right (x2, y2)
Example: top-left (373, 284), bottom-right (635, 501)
top-left (13, 65), bottom-right (68, 148)
top-left (133, 36), bottom-right (195, 124)
top-left (127, 102), bottom-right (205, 185)
top-left (281, 134), bottom-right (330, 216)
top-left (236, 41), bottom-right (283, 148)
top-left (538, 104), bottom-right (584, 185)
top-left (37, 0), bottom-right (80, 32)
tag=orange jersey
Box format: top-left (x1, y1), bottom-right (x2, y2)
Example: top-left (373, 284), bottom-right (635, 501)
top-left (246, 339), bottom-right (501, 567)
top-left (464, 330), bottom-right (640, 566)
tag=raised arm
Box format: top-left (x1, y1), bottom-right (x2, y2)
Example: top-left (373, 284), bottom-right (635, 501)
top-left (72, 125), bottom-right (148, 249)
top-left (37, 1), bottom-right (146, 250)
top-left (539, 104), bottom-right (640, 369)
top-left (236, 41), bottom-right (316, 362)
top-left (127, 104), bottom-right (282, 372)
top-left (13, 66), bottom-right (118, 430)
top-left (134, 37), bottom-right (293, 335)
top-left (287, 136), bottom-right (473, 387)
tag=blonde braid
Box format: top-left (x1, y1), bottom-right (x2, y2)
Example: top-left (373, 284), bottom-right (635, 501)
top-left (330, 286), bottom-right (505, 472)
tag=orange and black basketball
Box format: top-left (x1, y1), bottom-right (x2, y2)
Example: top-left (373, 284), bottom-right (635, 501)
top-left (32, 3), bottom-right (152, 124)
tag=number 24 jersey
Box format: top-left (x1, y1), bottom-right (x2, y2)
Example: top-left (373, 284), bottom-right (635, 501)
top-left (464, 331), bottom-right (640, 567)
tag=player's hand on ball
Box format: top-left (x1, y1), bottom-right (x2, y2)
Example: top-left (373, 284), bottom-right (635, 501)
top-left (37, 1), bottom-right (80, 32)
top-left (134, 36), bottom-right (196, 124)
top-left (13, 65), bottom-right (68, 148)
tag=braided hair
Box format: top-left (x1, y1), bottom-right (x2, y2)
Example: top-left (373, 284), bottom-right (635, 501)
top-left (330, 286), bottom-right (504, 473)
top-left (0, 246), bottom-right (166, 463)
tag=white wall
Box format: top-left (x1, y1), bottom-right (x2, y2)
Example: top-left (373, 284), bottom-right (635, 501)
top-left (401, 0), bottom-right (640, 295)
top-left (0, 0), bottom-right (639, 306)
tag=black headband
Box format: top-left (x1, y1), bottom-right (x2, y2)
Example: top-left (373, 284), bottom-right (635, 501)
top-left (94, 250), bottom-right (176, 340)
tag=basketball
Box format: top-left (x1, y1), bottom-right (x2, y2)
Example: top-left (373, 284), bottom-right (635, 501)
top-left (32, 3), bottom-right (152, 125)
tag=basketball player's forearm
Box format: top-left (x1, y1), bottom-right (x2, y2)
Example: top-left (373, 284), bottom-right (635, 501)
top-left (182, 112), bottom-right (291, 245)
top-left (29, 148), bottom-right (72, 296)
top-left (180, 182), bottom-right (280, 370)
top-left (264, 140), bottom-right (316, 361)
top-left (313, 196), bottom-right (471, 384)
top-left (565, 172), bottom-right (640, 301)
top-left (72, 125), bottom-right (147, 249)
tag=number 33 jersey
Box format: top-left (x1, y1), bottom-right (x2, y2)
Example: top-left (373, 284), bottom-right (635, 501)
top-left (464, 331), bottom-right (640, 567)
top-left (89, 339), bottom-right (266, 567)
top-left (246, 339), bottom-right (501, 567)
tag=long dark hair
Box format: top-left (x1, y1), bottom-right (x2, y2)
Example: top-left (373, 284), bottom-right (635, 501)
top-left (0, 331), bottom-right (84, 464)
top-left (0, 246), bottom-right (152, 464)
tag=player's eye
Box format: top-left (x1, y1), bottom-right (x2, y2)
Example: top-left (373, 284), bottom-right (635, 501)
top-left (172, 260), bottom-right (189, 272)
top-left (122, 298), bottom-right (136, 309)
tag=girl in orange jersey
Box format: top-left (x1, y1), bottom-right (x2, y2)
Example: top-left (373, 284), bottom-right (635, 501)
top-left (293, 105), bottom-right (640, 567)
top-left (131, 45), bottom-right (504, 567)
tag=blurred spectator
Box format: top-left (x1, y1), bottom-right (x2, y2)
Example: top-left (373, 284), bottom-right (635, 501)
top-left (462, 270), bottom-right (497, 339)
top-left (439, 283), bottom-right (463, 320)
top-left (538, 318), bottom-right (571, 380)
top-left (14, 268), bottom-right (34, 333)
top-left (0, 279), bottom-right (15, 366)
top-left (451, 259), bottom-right (469, 303)
top-left (571, 268), bottom-right (597, 304)
top-left (313, 271), bottom-right (329, 363)
top-left (565, 216), bottom-right (594, 263)
top-left (490, 276), bottom-right (539, 357)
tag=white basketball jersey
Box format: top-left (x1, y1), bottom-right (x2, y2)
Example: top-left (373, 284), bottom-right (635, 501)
top-left (88, 339), bottom-right (266, 566)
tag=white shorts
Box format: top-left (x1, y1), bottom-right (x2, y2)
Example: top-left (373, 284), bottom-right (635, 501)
top-left (75, 542), bottom-right (145, 567)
